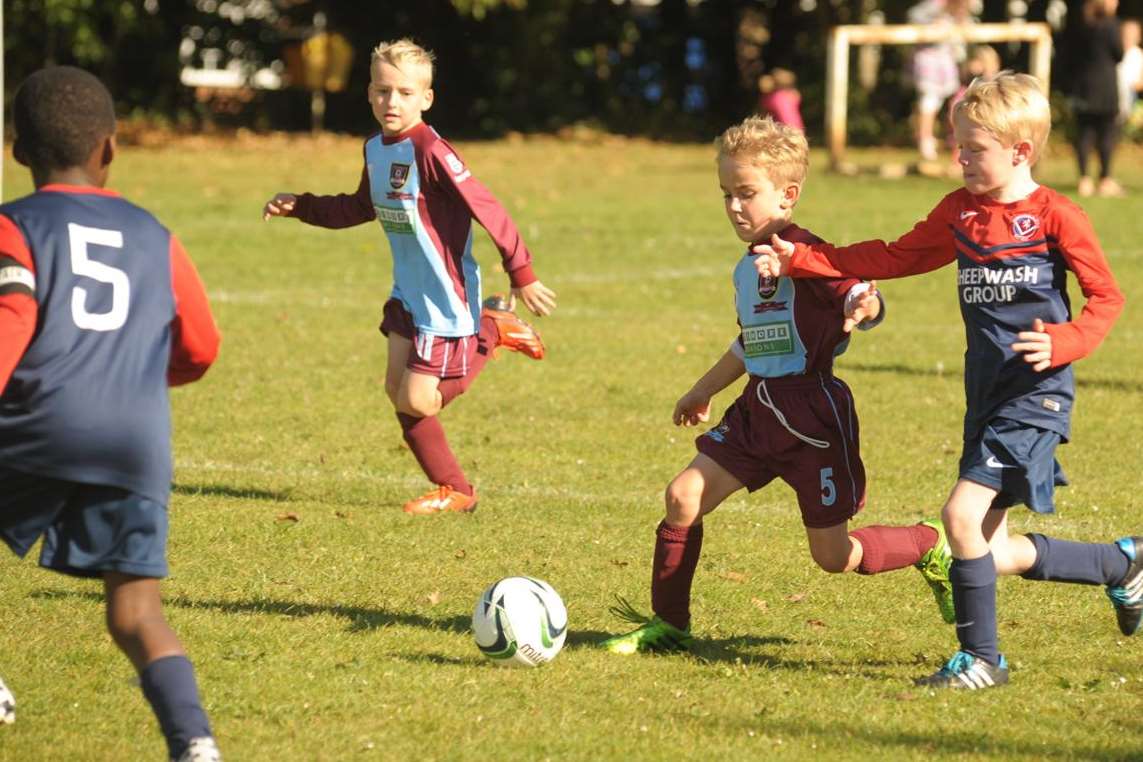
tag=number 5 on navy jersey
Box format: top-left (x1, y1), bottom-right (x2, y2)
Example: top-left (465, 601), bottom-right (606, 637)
top-left (68, 222), bottom-right (128, 332)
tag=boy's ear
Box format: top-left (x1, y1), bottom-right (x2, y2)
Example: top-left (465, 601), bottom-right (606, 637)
top-left (100, 134), bottom-right (117, 168)
top-left (1012, 139), bottom-right (1035, 166)
top-left (422, 88), bottom-right (434, 112)
top-left (781, 182), bottom-right (802, 209)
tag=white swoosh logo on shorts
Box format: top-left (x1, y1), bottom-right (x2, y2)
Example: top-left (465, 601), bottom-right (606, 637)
top-left (985, 456), bottom-right (1012, 469)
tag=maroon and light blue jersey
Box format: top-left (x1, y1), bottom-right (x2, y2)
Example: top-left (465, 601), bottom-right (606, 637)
top-left (733, 224), bottom-right (870, 378)
top-left (784, 187), bottom-right (1124, 441)
top-left (291, 122), bottom-right (536, 338)
top-left (0, 186), bottom-right (220, 504)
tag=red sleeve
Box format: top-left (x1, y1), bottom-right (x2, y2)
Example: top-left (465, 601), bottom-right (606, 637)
top-left (290, 157), bottom-right (376, 230)
top-left (1042, 205), bottom-right (1124, 367)
top-left (429, 142), bottom-right (537, 287)
top-left (0, 214), bottom-right (37, 392)
top-left (168, 234), bottom-right (221, 386)
top-left (788, 193), bottom-right (959, 280)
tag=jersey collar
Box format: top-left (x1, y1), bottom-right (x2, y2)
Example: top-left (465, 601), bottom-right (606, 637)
top-left (39, 184), bottom-right (121, 198)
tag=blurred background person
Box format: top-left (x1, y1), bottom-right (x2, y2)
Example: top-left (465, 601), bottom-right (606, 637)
top-left (1068, 0), bottom-right (1125, 197)
top-left (756, 68), bottom-right (804, 132)
top-left (1117, 19), bottom-right (1143, 128)
top-left (908, 0), bottom-right (974, 162)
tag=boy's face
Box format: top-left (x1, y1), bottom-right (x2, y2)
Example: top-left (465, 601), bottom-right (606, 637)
top-left (368, 60), bottom-right (433, 136)
top-left (718, 156), bottom-right (798, 243)
top-left (953, 112), bottom-right (1033, 198)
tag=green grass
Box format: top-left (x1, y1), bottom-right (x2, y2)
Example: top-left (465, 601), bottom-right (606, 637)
top-left (2, 135), bottom-right (1142, 761)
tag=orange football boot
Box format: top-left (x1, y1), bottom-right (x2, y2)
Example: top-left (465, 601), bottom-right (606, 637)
top-left (482, 294), bottom-right (545, 360)
top-left (402, 485), bottom-right (478, 516)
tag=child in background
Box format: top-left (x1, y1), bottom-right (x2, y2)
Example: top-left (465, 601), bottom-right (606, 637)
top-left (601, 116), bottom-right (954, 656)
top-left (263, 39), bottom-right (557, 515)
top-left (757, 68), bottom-right (804, 132)
top-left (1117, 20), bottom-right (1143, 125)
top-left (946, 44), bottom-right (1001, 169)
top-left (909, 0), bottom-right (974, 161)
top-left (754, 72), bottom-right (1140, 689)
top-left (0, 67), bottom-right (222, 760)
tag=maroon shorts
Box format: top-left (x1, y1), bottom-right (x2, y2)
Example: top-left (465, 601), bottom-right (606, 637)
top-left (378, 297), bottom-right (477, 380)
top-left (696, 373), bottom-right (866, 529)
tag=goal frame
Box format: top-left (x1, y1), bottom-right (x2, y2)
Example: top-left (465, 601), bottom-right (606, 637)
top-left (824, 22), bottom-right (1053, 170)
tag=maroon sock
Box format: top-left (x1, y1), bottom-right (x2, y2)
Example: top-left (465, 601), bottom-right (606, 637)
top-left (438, 315), bottom-right (497, 408)
top-left (396, 412), bottom-right (472, 495)
top-left (651, 520), bottom-right (704, 630)
top-left (849, 523), bottom-right (938, 575)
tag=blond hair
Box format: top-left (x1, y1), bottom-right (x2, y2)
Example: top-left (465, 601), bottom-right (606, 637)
top-left (715, 115), bottom-right (808, 187)
top-left (372, 38), bottom-right (435, 85)
top-left (953, 71), bottom-right (1051, 162)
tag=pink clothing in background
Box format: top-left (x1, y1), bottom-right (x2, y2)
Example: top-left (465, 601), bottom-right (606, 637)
top-left (758, 88), bottom-right (804, 131)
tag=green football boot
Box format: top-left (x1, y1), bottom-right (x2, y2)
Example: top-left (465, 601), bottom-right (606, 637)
top-left (916, 520), bottom-right (956, 624)
top-left (600, 597), bottom-right (693, 655)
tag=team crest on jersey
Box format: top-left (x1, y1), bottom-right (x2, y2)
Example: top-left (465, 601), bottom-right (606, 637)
top-left (757, 275), bottom-right (778, 300)
top-left (389, 163), bottom-right (411, 190)
top-left (1011, 214), bottom-right (1039, 241)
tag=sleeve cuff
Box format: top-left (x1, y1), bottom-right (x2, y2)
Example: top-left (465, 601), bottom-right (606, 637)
top-left (507, 263), bottom-right (537, 289)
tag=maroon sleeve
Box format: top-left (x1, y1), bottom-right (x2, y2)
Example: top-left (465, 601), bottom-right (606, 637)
top-left (0, 214), bottom-right (37, 392)
top-left (168, 234), bottom-right (221, 386)
top-left (428, 141), bottom-right (537, 287)
top-left (290, 146), bottom-right (376, 229)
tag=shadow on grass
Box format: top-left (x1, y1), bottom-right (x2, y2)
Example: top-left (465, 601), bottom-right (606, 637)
top-left (845, 361), bottom-right (1143, 394)
top-left (30, 589), bottom-right (469, 634)
top-left (172, 482), bottom-right (294, 502)
top-left (739, 715), bottom-right (1143, 761)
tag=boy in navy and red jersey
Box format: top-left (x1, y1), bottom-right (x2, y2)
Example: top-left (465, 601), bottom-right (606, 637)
top-left (0, 68), bottom-right (221, 759)
top-left (755, 72), bottom-right (1142, 689)
top-left (601, 116), bottom-right (956, 655)
top-left (263, 38), bottom-right (556, 516)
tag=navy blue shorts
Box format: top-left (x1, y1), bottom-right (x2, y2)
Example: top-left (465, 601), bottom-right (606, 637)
top-left (958, 418), bottom-right (1068, 514)
top-left (0, 468), bottom-right (169, 578)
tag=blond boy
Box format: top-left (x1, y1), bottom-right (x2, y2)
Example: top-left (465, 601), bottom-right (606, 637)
top-left (262, 39), bottom-right (557, 515)
top-left (755, 73), bottom-right (1140, 688)
top-left (601, 116), bottom-right (956, 655)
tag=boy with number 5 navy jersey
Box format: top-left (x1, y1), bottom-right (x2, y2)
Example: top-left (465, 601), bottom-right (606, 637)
top-left (601, 117), bottom-right (957, 656)
top-left (755, 72), bottom-right (1142, 689)
top-left (0, 68), bottom-right (221, 760)
top-left (263, 38), bottom-right (557, 516)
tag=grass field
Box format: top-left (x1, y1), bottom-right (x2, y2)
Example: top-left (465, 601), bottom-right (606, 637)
top-left (2, 134), bottom-right (1142, 761)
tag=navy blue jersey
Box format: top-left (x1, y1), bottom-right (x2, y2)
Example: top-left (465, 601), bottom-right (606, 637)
top-left (784, 187), bottom-right (1124, 443)
top-left (0, 188), bottom-right (179, 503)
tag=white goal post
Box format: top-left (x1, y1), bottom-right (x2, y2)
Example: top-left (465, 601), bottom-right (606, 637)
top-left (825, 22), bottom-right (1053, 170)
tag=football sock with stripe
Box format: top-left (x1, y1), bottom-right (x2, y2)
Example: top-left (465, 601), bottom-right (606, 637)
top-left (850, 523), bottom-right (938, 574)
top-left (396, 412), bottom-right (473, 495)
top-left (1020, 533), bottom-right (1131, 585)
top-left (437, 314), bottom-right (497, 408)
top-left (139, 655), bottom-right (212, 760)
top-left (951, 553), bottom-right (1000, 666)
top-left (651, 521), bottom-right (703, 631)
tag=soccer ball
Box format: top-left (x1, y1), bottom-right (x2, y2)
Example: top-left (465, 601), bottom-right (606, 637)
top-left (472, 576), bottom-right (568, 667)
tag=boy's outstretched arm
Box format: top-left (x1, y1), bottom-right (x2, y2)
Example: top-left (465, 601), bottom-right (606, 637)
top-left (754, 193), bottom-right (961, 281)
top-left (430, 143), bottom-right (557, 316)
top-left (263, 161), bottom-right (375, 229)
top-left (673, 347), bottom-right (746, 427)
top-left (842, 281), bottom-right (882, 333)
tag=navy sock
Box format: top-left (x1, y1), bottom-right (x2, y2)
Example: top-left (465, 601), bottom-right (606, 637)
top-left (951, 553), bottom-right (1000, 666)
top-left (1021, 533), bottom-right (1131, 585)
top-left (139, 655), bottom-right (212, 759)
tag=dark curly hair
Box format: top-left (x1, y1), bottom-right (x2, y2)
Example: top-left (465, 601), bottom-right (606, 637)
top-left (13, 66), bottom-right (116, 172)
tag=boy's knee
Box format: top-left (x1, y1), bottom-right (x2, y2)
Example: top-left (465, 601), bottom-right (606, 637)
top-left (811, 552), bottom-right (850, 574)
top-left (664, 476), bottom-right (701, 526)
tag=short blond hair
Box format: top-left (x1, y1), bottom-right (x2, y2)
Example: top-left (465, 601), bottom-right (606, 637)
top-left (372, 38), bottom-right (435, 86)
top-left (715, 115), bottom-right (808, 187)
top-left (953, 71), bottom-right (1050, 162)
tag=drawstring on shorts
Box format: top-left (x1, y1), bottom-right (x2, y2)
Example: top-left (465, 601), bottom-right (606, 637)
top-left (756, 378), bottom-right (830, 449)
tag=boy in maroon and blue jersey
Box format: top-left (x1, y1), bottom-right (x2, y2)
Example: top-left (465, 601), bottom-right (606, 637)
top-left (0, 68), bottom-right (222, 759)
top-left (263, 38), bottom-right (556, 516)
top-left (756, 72), bottom-right (1142, 689)
top-left (601, 116), bottom-right (956, 656)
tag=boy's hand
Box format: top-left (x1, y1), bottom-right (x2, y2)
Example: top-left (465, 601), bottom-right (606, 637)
top-left (673, 389), bottom-right (712, 427)
top-left (262, 193), bottom-right (297, 221)
top-left (1012, 318), bottom-right (1053, 372)
top-left (843, 280), bottom-right (880, 333)
top-left (751, 233), bottom-right (795, 279)
top-left (512, 280), bottom-right (557, 317)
